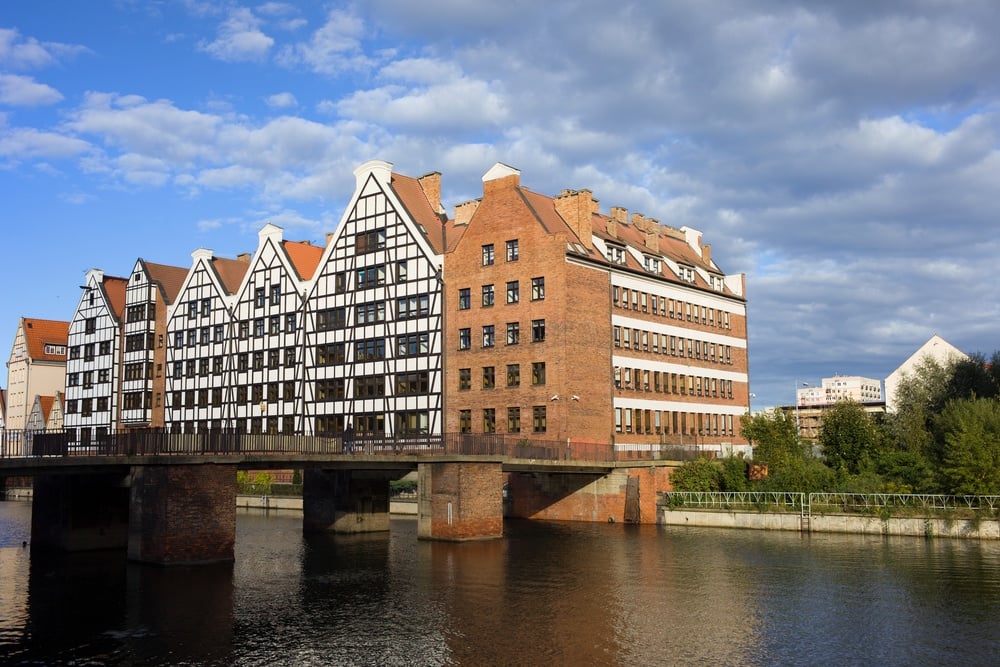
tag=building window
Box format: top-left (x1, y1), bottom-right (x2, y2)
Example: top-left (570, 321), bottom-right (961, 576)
top-left (335, 272), bottom-right (347, 293)
top-left (506, 239), bottom-right (519, 261)
top-left (482, 325), bottom-right (495, 348)
top-left (268, 349), bottom-right (279, 369)
top-left (84, 317), bottom-right (96, 334)
top-left (285, 313), bottom-right (296, 332)
top-left (316, 343), bottom-right (346, 365)
top-left (269, 316), bottom-right (280, 335)
top-left (533, 406), bottom-right (547, 433)
top-left (483, 366), bottom-right (495, 389)
top-left (355, 338), bottom-right (386, 361)
top-left (397, 411), bottom-right (429, 434)
top-left (201, 297), bottom-right (211, 316)
top-left (398, 294), bottom-right (430, 320)
top-left (397, 333), bottom-right (429, 357)
top-left (254, 318), bottom-right (265, 337)
top-left (483, 408), bottom-right (496, 433)
top-left (508, 407), bottom-right (521, 433)
top-left (214, 324), bottom-right (224, 342)
top-left (317, 307), bottom-right (346, 331)
top-left (459, 328), bottom-right (471, 350)
top-left (482, 284), bottom-right (494, 307)
top-left (482, 244), bottom-right (495, 266)
top-left (357, 228), bottom-right (386, 253)
top-left (238, 353), bottom-right (248, 372)
top-left (239, 321), bottom-right (249, 339)
top-left (531, 319), bottom-right (545, 343)
top-left (506, 321), bottom-right (520, 345)
top-left (459, 410), bottom-right (471, 434)
top-left (459, 368), bottom-right (471, 390)
top-left (397, 260), bottom-right (408, 282)
top-left (531, 277), bottom-right (545, 300)
top-left (255, 288), bottom-right (266, 308)
top-left (532, 362), bottom-right (546, 385)
top-left (459, 288), bottom-right (470, 310)
top-left (270, 285), bottom-right (281, 306)
top-left (213, 357), bottom-right (223, 375)
top-left (355, 375), bottom-right (385, 398)
top-left (506, 281), bottom-right (519, 304)
top-left (355, 301), bottom-right (386, 324)
top-left (357, 265), bottom-right (387, 288)
top-left (507, 364), bottom-right (520, 387)
top-left (253, 351), bottom-right (264, 370)
top-left (607, 245), bottom-right (626, 264)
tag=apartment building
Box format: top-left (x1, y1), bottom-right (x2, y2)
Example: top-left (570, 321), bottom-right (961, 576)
top-left (5, 318), bottom-right (69, 432)
top-left (303, 160), bottom-right (447, 437)
top-left (120, 259), bottom-right (189, 430)
top-left (63, 269), bottom-right (128, 444)
top-left (444, 164), bottom-right (749, 450)
top-left (797, 375), bottom-right (882, 407)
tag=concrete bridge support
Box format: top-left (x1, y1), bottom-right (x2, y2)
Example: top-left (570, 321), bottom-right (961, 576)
top-left (506, 466), bottom-right (674, 524)
top-left (302, 469), bottom-right (391, 534)
top-left (127, 464), bottom-right (237, 565)
top-left (30, 472), bottom-right (131, 552)
top-left (417, 462), bottom-right (503, 541)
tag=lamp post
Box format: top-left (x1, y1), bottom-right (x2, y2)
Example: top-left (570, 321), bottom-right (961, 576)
top-left (795, 381), bottom-right (809, 439)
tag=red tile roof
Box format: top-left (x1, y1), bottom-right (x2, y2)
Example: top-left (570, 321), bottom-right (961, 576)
top-left (22, 318), bottom-right (69, 362)
top-left (103, 275), bottom-right (129, 319)
top-left (211, 256), bottom-right (251, 294)
top-left (143, 261), bottom-right (190, 305)
top-left (391, 173), bottom-right (447, 253)
top-left (283, 240), bottom-right (324, 280)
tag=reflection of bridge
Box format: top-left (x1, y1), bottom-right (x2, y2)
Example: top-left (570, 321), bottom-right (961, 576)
top-left (1, 430), bottom-right (678, 566)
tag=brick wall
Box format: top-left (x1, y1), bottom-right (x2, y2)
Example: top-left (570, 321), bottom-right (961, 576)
top-left (128, 463), bottom-right (237, 564)
top-left (418, 462), bottom-right (503, 540)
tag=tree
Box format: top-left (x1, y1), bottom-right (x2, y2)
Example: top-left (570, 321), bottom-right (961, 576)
top-left (938, 398), bottom-right (1000, 495)
top-left (740, 409), bottom-right (802, 467)
top-left (886, 356), bottom-right (954, 456)
top-left (946, 354), bottom-right (998, 403)
top-left (819, 400), bottom-right (881, 475)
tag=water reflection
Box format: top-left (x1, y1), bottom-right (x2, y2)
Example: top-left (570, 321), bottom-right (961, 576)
top-left (2, 502), bottom-right (1000, 666)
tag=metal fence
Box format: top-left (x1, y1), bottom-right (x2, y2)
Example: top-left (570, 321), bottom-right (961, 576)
top-left (661, 491), bottom-right (1000, 516)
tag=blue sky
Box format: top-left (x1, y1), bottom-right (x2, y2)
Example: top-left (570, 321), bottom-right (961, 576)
top-left (3, 1), bottom-right (1000, 411)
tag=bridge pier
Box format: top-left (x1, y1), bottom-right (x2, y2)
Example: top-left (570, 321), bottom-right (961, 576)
top-left (417, 462), bottom-right (503, 541)
top-left (302, 469), bottom-right (391, 534)
top-left (128, 464), bottom-right (237, 565)
top-left (31, 472), bottom-right (131, 552)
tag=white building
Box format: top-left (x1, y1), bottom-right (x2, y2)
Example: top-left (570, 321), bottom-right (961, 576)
top-left (884, 334), bottom-right (967, 413)
top-left (304, 160), bottom-right (447, 437)
top-left (796, 375), bottom-right (883, 407)
top-left (64, 270), bottom-right (128, 445)
top-left (5, 318), bottom-right (68, 432)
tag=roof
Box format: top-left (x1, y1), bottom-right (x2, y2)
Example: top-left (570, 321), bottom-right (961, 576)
top-left (143, 261), bottom-right (189, 305)
top-left (211, 256), bottom-right (251, 294)
top-left (103, 275), bottom-right (129, 318)
top-left (37, 395), bottom-right (54, 422)
top-left (283, 240), bottom-right (324, 280)
top-left (21, 318), bottom-right (69, 362)
top-left (391, 173), bottom-right (447, 253)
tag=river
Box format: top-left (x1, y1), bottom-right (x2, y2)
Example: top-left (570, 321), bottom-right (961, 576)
top-left (2, 500), bottom-right (999, 666)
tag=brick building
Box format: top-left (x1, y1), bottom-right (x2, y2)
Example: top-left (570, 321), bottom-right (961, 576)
top-left (444, 164), bottom-right (749, 452)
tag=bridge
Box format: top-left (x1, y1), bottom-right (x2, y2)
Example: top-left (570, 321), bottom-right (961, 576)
top-left (1, 430), bottom-right (680, 566)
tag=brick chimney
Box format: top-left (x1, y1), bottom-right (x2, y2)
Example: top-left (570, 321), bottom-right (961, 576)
top-left (608, 207), bottom-right (627, 238)
top-left (454, 199), bottom-right (480, 226)
top-left (702, 243), bottom-right (712, 266)
top-left (418, 171), bottom-right (443, 214)
top-left (236, 253), bottom-right (251, 263)
top-left (644, 230), bottom-right (659, 253)
top-left (326, 232), bottom-right (336, 247)
top-left (482, 163), bottom-right (520, 195)
top-left (554, 189), bottom-right (596, 249)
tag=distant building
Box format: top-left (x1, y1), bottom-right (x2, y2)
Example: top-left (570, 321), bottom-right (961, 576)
top-left (26, 392), bottom-right (63, 431)
top-left (63, 269), bottom-right (128, 445)
top-left (797, 375), bottom-right (882, 407)
top-left (884, 334), bottom-right (967, 413)
top-left (5, 317), bottom-right (69, 431)
top-left (0, 388), bottom-right (7, 429)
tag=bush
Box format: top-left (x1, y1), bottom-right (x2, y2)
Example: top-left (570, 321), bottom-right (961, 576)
top-left (670, 457), bottom-right (722, 492)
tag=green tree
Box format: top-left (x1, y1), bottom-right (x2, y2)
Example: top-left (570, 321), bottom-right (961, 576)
top-left (740, 409), bottom-right (802, 468)
top-left (669, 457), bottom-right (721, 492)
top-left (938, 398), bottom-right (1000, 495)
top-left (819, 400), bottom-right (881, 475)
top-left (886, 355), bottom-right (953, 456)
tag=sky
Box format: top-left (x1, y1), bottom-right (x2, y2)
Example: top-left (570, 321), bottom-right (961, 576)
top-left (2, 0), bottom-right (999, 412)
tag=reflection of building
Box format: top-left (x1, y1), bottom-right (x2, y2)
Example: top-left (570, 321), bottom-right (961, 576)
top-left (5, 317), bottom-right (69, 431)
top-left (884, 334), bottom-right (967, 413)
top-left (797, 375), bottom-right (882, 407)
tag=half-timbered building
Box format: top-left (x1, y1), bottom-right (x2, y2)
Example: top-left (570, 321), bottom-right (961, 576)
top-left (304, 160), bottom-right (447, 438)
top-left (229, 224), bottom-right (323, 434)
top-left (64, 269), bottom-right (128, 445)
top-left (163, 250), bottom-right (249, 432)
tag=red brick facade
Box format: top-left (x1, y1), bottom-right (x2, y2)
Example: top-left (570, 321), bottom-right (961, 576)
top-left (417, 462), bottom-right (504, 540)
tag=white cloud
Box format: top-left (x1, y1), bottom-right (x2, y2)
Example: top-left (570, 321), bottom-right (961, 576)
top-left (0, 27), bottom-right (89, 70)
top-left (276, 9), bottom-right (372, 73)
top-left (201, 7), bottom-right (275, 62)
top-left (0, 127), bottom-right (91, 160)
top-left (265, 92), bottom-right (297, 108)
top-left (0, 74), bottom-right (63, 106)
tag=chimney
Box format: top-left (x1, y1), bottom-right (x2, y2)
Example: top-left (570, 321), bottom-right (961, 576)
top-left (482, 163), bottom-right (521, 195)
top-left (608, 207), bottom-right (628, 238)
top-left (631, 212), bottom-right (649, 232)
top-left (644, 230), bottom-right (659, 253)
top-left (418, 172), bottom-right (443, 214)
top-left (702, 243), bottom-right (712, 265)
top-left (237, 253), bottom-right (251, 263)
top-left (325, 232), bottom-right (336, 247)
top-left (454, 199), bottom-right (480, 226)
top-left (554, 189), bottom-right (596, 249)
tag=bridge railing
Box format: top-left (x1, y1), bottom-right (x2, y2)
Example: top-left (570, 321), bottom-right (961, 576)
top-left (1, 428), bottom-right (733, 464)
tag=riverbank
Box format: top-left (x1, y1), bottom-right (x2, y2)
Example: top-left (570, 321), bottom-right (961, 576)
top-left (235, 494), bottom-right (418, 516)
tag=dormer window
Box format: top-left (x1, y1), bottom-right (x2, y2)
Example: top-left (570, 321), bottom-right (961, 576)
top-left (710, 274), bottom-right (725, 291)
top-left (677, 265), bottom-right (695, 283)
top-left (607, 244), bottom-right (626, 265)
top-left (644, 256), bottom-right (661, 274)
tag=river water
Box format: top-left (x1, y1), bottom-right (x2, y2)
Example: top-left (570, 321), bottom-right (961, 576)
top-left (1, 500), bottom-right (999, 666)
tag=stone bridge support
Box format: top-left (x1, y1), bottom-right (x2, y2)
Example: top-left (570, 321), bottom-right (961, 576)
top-left (128, 464), bottom-right (237, 565)
top-left (31, 472), bottom-right (131, 552)
top-left (417, 461), bottom-right (503, 541)
top-left (302, 469), bottom-right (392, 534)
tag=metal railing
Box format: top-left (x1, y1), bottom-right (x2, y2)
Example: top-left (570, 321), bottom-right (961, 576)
top-left (660, 491), bottom-right (1000, 517)
top-left (0, 428), bottom-right (636, 463)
